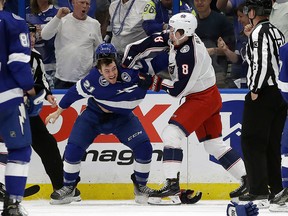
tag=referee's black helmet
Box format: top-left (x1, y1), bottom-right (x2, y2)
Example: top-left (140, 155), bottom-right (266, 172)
top-left (245, 0), bottom-right (272, 16)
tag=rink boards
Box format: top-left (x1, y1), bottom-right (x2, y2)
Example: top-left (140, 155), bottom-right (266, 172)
top-left (27, 89), bottom-right (248, 200)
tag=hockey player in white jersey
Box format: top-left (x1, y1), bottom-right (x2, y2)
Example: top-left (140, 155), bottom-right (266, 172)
top-left (122, 12), bottom-right (248, 205)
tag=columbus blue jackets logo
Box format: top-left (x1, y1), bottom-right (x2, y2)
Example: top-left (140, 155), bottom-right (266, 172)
top-left (180, 45), bottom-right (190, 53)
top-left (210, 100), bottom-right (244, 164)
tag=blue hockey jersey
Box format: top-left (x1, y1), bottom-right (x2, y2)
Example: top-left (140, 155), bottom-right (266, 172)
top-left (59, 66), bottom-right (147, 115)
top-left (278, 43), bottom-right (288, 103)
top-left (26, 5), bottom-right (58, 66)
top-left (0, 10), bottom-right (34, 110)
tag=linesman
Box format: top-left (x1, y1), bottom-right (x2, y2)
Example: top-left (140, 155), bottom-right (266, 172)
top-left (239, 0), bottom-right (287, 207)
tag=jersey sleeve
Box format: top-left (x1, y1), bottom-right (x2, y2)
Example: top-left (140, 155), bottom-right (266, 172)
top-left (7, 14), bottom-right (34, 91)
top-left (122, 32), bottom-right (169, 68)
top-left (278, 43), bottom-right (288, 102)
top-left (142, 1), bottom-right (163, 35)
top-left (58, 84), bottom-right (84, 109)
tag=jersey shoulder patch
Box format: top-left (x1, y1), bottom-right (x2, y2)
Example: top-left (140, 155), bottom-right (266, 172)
top-left (180, 45), bottom-right (190, 53)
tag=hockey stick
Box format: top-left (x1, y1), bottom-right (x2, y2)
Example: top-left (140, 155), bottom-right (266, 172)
top-left (24, 185), bottom-right (40, 197)
top-left (180, 138), bottom-right (202, 204)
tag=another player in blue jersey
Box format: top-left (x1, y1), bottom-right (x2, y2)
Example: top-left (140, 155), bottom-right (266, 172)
top-left (45, 43), bottom-right (156, 205)
top-left (270, 42), bottom-right (288, 212)
top-left (0, 0), bottom-right (35, 215)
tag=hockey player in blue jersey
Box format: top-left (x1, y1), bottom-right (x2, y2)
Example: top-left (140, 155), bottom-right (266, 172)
top-left (270, 42), bottom-right (288, 212)
top-left (45, 43), bottom-right (156, 205)
top-left (0, 0), bottom-right (35, 215)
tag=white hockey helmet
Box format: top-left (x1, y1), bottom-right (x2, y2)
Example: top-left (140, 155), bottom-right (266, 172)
top-left (169, 12), bottom-right (197, 37)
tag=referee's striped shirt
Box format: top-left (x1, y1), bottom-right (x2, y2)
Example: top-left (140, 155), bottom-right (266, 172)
top-left (30, 48), bottom-right (51, 94)
top-left (246, 19), bottom-right (285, 93)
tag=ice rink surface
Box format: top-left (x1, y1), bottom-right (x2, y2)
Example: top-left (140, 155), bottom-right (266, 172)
top-left (22, 200), bottom-right (283, 216)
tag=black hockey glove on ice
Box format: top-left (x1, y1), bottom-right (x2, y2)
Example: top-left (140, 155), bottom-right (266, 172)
top-left (180, 189), bottom-right (202, 204)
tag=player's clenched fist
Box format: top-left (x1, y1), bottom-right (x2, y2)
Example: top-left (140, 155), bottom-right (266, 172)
top-left (56, 7), bottom-right (70, 19)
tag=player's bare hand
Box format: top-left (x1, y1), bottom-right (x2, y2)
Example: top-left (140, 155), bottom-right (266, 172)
top-left (56, 7), bottom-right (70, 19)
top-left (47, 95), bottom-right (57, 108)
top-left (45, 108), bottom-right (63, 124)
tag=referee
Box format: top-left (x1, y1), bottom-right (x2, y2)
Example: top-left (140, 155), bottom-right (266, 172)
top-left (239, 0), bottom-right (287, 206)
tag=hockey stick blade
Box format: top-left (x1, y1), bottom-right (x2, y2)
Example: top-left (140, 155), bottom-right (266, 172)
top-left (24, 185), bottom-right (40, 197)
top-left (148, 195), bottom-right (182, 205)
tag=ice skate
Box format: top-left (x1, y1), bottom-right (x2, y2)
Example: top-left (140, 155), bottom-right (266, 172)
top-left (269, 188), bottom-right (288, 212)
top-left (239, 193), bottom-right (269, 209)
top-left (148, 173), bottom-right (181, 205)
top-left (50, 185), bottom-right (76, 205)
top-left (131, 174), bottom-right (155, 204)
top-left (230, 175), bottom-right (249, 202)
top-left (71, 188), bottom-right (81, 203)
top-left (1, 196), bottom-right (28, 216)
top-left (0, 183), bottom-right (6, 202)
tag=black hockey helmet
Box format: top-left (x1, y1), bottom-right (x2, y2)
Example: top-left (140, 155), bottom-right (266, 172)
top-left (244, 0), bottom-right (272, 16)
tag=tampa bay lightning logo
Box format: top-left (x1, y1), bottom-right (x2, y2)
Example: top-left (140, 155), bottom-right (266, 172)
top-left (99, 76), bottom-right (109, 87)
top-left (210, 100), bottom-right (244, 164)
top-left (121, 72), bottom-right (131, 82)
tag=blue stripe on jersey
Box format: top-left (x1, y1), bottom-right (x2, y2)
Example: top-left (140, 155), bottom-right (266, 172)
top-left (218, 149), bottom-right (241, 170)
top-left (163, 148), bottom-right (183, 162)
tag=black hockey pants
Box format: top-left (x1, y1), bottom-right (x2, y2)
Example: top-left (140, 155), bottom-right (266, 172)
top-left (241, 86), bottom-right (287, 196)
top-left (30, 115), bottom-right (64, 190)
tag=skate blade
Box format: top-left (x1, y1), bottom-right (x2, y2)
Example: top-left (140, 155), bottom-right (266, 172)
top-left (71, 195), bottom-right (81, 203)
top-left (239, 199), bottom-right (269, 209)
top-left (231, 197), bottom-right (239, 203)
top-left (134, 195), bottom-right (149, 204)
top-left (269, 203), bottom-right (288, 212)
top-left (50, 197), bottom-right (74, 205)
top-left (148, 196), bottom-right (181, 205)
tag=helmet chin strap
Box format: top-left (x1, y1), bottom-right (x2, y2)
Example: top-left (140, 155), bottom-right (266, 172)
top-left (248, 9), bottom-right (256, 26)
top-left (173, 33), bottom-right (188, 46)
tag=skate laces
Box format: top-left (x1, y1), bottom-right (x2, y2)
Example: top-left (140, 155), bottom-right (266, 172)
top-left (56, 186), bottom-right (74, 196)
top-left (157, 178), bottom-right (179, 193)
top-left (6, 201), bottom-right (28, 216)
top-left (158, 179), bottom-right (171, 191)
top-left (138, 185), bottom-right (154, 195)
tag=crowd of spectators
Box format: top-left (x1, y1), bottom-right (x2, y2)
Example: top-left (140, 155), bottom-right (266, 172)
top-left (3, 0), bottom-right (288, 90)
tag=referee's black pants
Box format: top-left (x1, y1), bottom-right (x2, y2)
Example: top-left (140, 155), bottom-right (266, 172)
top-left (241, 86), bottom-right (287, 196)
top-left (30, 115), bottom-right (64, 190)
